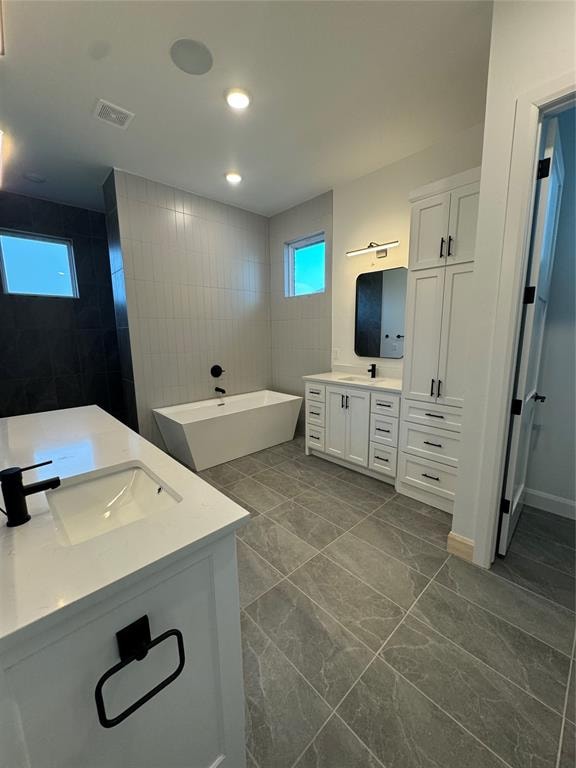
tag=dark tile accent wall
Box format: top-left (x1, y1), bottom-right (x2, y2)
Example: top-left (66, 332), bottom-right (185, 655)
top-left (103, 170), bottom-right (138, 432)
top-left (0, 190), bottom-right (127, 424)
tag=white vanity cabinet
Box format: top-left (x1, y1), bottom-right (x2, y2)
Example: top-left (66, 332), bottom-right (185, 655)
top-left (324, 386), bottom-right (370, 466)
top-left (0, 536), bottom-right (246, 768)
top-left (398, 168), bottom-right (479, 513)
top-left (304, 376), bottom-right (400, 484)
top-left (0, 406), bottom-right (248, 768)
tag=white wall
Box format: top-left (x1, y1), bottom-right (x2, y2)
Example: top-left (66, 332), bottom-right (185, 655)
top-left (526, 107), bottom-right (575, 519)
top-left (113, 171), bottom-right (270, 442)
top-left (452, 0), bottom-right (576, 555)
top-left (269, 193), bottom-right (332, 406)
top-left (332, 122), bottom-right (484, 376)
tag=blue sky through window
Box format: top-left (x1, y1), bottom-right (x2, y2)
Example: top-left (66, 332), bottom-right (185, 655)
top-left (0, 233), bottom-right (77, 297)
top-left (293, 241), bottom-right (325, 296)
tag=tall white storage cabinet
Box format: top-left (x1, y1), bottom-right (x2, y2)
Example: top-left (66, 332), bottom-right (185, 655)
top-left (398, 168), bottom-right (480, 513)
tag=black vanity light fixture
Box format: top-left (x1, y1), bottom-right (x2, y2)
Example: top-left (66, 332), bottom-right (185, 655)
top-left (346, 240), bottom-right (400, 259)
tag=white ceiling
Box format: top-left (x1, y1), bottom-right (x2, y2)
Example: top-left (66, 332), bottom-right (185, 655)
top-left (0, 1), bottom-right (492, 215)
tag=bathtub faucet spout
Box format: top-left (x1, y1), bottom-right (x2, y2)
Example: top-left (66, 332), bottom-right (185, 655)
top-left (215, 387), bottom-right (226, 395)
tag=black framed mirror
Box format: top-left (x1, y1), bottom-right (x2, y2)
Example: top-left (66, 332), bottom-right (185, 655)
top-left (354, 267), bottom-right (407, 359)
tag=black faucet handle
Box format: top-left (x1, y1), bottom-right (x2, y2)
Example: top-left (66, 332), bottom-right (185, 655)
top-left (21, 460), bottom-right (53, 473)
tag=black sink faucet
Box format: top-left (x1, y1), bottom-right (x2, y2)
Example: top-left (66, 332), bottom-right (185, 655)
top-left (367, 363), bottom-right (377, 379)
top-left (0, 460), bottom-right (61, 527)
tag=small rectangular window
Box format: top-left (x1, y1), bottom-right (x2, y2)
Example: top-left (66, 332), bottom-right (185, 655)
top-left (0, 231), bottom-right (78, 298)
top-left (284, 233), bottom-right (326, 297)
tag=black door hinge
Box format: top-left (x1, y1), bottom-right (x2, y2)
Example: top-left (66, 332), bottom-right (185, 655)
top-left (537, 158), bottom-right (551, 179)
top-left (523, 286), bottom-right (536, 304)
top-left (500, 498), bottom-right (510, 515)
top-left (511, 398), bottom-right (522, 416)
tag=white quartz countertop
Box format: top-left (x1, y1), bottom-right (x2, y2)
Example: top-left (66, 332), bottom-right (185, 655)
top-left (302, 371), bottom-right (402, 392)
top-left (0, 406), bottom-right (249, 646)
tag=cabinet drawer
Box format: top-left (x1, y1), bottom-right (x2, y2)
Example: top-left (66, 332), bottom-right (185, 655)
top-left (369, 444), bottom-right (397, 478)
top-left (370, 392), bottom-right (400, 417)
top-left (400, 422), bottom-right (460, 468)
top-left (306, 401), bottom-right (325, 427)
top-left (370, 414), bottom-right (398, 447)
top-left (307, 426), bottom-right (325, 451)
top-left (306, 383), bottom-right (325, 402)
top-left (402, 399), bottom-right (463, 433)
top-left (398, 452), bottom-right (458, 501)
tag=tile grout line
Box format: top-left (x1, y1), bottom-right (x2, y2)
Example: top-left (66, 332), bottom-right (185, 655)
top-left (430, 576), bottom-right (575, 658)
top-left (377, 656), bottom-right (517, 768)
top-left (355, 502), bottom-right (451, 554)
top-left (374, 556), bottom-right (452, 658)
top-left (511, 529), bottom-right (576, 577)
top-left (493, 549), bottom-right (576, 611)
top-left (369, 497), bottom-right (452, 546)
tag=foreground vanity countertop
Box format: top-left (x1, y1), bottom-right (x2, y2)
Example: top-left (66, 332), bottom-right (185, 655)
top-left (303, 371), bottom-right (402, 392)
top-left (0, 406), bottom-right (249, 647)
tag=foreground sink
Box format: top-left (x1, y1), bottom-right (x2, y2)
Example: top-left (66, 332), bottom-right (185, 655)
top-left (47, 464), bottom-right (180, 545)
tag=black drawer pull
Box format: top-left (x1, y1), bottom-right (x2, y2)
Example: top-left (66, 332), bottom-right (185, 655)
top-left (376, 402), bottom-right (392, 408)
top-left (375, 456), bottom-right (389, 463)
top-left (422, 473), bottom-right (440, 482)
top-left (430, 379), bottom-right (435, 397)
top-left (310, 435), bottom-right (320, 440)
top-left (309, 411), bottom-right (320, 416)
top-left (423, 440), bottom-right (442, 448)
top-left (447, 236), bottom-right (453, 256)
top-left (425, 413), bottom-right (445, 419)
top-left (439, 237), bottom-right (445, 258)
top-left (437, 380), bottom-right (443, 397)
top-left (95, 615), bottom-right (185, 729)
top-left (376, 428), bottom-right (391, 433)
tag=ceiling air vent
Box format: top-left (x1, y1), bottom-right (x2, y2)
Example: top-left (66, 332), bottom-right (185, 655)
top-left (94, 99), bottom-right (135, 129)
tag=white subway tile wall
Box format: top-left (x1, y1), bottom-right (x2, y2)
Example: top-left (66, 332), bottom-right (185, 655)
top-left (113, 170), bottom-right (271, 442)
top-left (269, 192), bottom-right (333, 405)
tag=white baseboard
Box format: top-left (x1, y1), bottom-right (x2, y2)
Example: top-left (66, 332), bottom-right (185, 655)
top-left (524, 488), bottom-right (576, 520)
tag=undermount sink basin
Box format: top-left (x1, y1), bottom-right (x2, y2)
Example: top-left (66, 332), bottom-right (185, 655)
top-left (340, 375), bottom-right (375, 383)
top-left (47, 464), bottom-right (180, 545)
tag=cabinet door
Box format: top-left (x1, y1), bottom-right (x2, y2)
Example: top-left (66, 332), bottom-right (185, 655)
top-left (447, 182), bottom-right (480, 265)
top-left (325, 386), bottom-right (347, 458)
top-left (345, 388), bottom-right (370, 466)
top-left (436, 263), bottom-right (474, 408)
top-left (409, 193), bottom-right (450, 270)
top-left (402, 268), bottom-right (445, 402)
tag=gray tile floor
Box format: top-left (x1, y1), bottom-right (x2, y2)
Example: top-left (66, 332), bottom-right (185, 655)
top-left (200, 440), bottom-right (576, 768)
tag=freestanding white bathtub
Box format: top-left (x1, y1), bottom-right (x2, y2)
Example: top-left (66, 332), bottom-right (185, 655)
top-left (153, 390), bottom-right (302, 471)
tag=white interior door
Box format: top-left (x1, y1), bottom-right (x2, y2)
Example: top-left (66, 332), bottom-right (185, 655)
top-left (345, 388), bottom-right (370, 466)
top-left (446, 182), bottom-right (480, 265)
top-left (436, 263), bottom-right (475, 408)
top-left (402, 268), bottom-right (445, 402)
top-left (498, 118), bottom-right (565, 556)
top-left (409, 193), bottom-right (450, 270)
top-left (325, 386), bottom-right (347, 459)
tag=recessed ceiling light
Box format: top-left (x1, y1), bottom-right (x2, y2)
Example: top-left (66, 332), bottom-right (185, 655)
top-left (23, 171), bottom-right (47, 184)
top-left (225, 172), bottom-right (242, 185)
top-left (226, 89), bottom-right (250, 110)
top-left (170, 39), bottom-right (213, 75)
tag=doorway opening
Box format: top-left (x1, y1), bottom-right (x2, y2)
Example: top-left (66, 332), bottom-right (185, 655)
top-left (497, 100), bottom-right (575, 573)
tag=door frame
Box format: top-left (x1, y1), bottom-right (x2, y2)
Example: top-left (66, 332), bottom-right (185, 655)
top-left (457, 72), bottom-right (576, 569)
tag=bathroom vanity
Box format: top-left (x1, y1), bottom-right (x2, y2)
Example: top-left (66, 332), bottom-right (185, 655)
top-left (0, 406), bottom-right (248, 768)
top-left (303, 372), bottom-right (401, 484)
